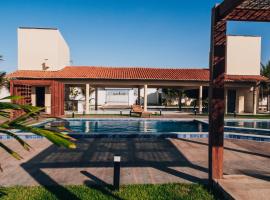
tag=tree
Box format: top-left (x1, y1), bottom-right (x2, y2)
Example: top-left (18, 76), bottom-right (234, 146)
top-left (162, 88), bottom-right (182, 108)
top-left (0, 71), bottom-right (76, 171)
top-left (261, 61), bottom-right (270, 111)
top-left (0, 55), bottom-right (3, 61)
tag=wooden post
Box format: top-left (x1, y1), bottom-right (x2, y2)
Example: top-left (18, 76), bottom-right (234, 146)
top-left (209, 6), bottom-right (226, 184)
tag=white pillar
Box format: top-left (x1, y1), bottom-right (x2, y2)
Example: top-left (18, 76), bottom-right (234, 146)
top-left (144, 84), bottom-right (148, 111)
top-left (253, 86), bottom-right (258, 115)
top-left (85, 84), bottom-right (90, 114)
top-left (199, 86), bottom-right (203, 114)
top-left (224, 89), bottom-right (228, 115)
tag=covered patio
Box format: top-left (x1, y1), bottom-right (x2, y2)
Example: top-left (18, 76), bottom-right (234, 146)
top-left (8, 66), bottom-right (267, 117)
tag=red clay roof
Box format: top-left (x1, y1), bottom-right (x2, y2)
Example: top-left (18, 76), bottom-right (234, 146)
top-left (7, 66), bottom-right (268, 82)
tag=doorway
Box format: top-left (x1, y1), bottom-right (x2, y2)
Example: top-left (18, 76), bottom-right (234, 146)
top-left (36, 87), bottom-right (45, 107)
top-left (227, 90), bottom-right (236, 113)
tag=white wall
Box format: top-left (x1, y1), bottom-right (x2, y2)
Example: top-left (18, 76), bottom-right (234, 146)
top-left (18, 27), bottom-right (70, 71)
top-left (226, 35), bottom-right (261, 76)
top-left (0, 86), bottom-right (10, 102)
top-left (45, 87), bottom-right (51, 114)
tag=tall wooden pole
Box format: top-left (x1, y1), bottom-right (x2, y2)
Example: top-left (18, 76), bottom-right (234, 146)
top-left (209, 6), bottom-right (226, 184)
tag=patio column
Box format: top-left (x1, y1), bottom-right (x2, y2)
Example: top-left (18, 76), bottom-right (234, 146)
top-left (225, 89), bottom-right (228, 115)
top-left (85, 84), bottom-right (90, 114)
top-left (95, 88), bottom-right (98, 111)
top-left (253, 85), bottom-right (258, 115)
top-left (138, 87), bottom-right (141, 105)
top-left (144, 84), bottom-right (148, 111)
top-left (199, 86), bottom-right (203, 114)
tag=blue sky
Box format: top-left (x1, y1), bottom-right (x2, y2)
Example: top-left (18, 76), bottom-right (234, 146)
top-left (0, 0), bottom-right (269, 72)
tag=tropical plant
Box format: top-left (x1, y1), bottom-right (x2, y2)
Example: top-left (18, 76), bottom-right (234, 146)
top-left (0, 71), bottom-right (76, 171)
top-left (261, 60), bottom-right (270, 100)
top-left (261, 60), bottom-right (270, 110)
top-left (0, 55), bottom-right (3, 61)
top-left (261, 60), bottom-right (270, 78)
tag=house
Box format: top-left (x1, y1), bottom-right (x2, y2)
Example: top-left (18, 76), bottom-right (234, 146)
top-left (7, 27), bottom-right (268, 116)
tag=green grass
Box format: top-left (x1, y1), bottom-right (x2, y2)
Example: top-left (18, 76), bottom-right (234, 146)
top-left (0, 183), bottom-right (218, 200)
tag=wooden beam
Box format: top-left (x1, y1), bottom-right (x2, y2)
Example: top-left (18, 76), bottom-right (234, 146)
top-left (12, 80), bottom-right (53, 86)
top-left (226, 8), bottom-right (270, 22)
top-left (219, 0), bottom-right (245, 19)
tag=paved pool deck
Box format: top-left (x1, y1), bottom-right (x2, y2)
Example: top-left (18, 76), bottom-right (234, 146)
top-left (0, 138), bottom-right (269, 199)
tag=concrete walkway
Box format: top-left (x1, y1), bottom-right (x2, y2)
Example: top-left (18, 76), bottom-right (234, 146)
top-left (217, 175), bottom-right (270, 200)
top-left (0, 138), bottom-right (269, 199)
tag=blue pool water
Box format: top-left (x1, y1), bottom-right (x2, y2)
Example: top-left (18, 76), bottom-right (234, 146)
top-left (42, 120), bottom-right (208, 134)
top-left (225, 121), bottom-right (270, 130)
top-left (2, 119), bottom-right (269, 142)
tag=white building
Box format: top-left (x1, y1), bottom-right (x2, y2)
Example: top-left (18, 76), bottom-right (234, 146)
top-left (18, 27), bottom-right (70, 71)
top-left (7, 27), bottom-right (268, 115)
top-left (225, 35), bottom-right (261, 114)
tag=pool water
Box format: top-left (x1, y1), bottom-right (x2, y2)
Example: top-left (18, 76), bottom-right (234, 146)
top-left (225, 121), bottom-right (270, 130)
top-left (43, 120), bottom-right (208, 134)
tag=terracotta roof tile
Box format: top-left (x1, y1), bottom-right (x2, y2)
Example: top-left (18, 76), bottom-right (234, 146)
top-left (7, 66), bottom-right (268, 82)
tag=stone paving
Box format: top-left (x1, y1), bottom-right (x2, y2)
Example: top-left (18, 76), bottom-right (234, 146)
top-left (1, 138), bottom-right (269, 188)
top-left (217, 174), bottom-right (270, 200)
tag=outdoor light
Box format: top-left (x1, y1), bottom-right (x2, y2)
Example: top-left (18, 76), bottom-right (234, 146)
top-left (113, 155), bottom-right (121, 190)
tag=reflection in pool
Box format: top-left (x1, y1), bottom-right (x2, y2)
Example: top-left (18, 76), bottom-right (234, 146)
top-left (42, 120), bottom-right (208, 134)
top-left (225, 121), bottom-right (270, 130)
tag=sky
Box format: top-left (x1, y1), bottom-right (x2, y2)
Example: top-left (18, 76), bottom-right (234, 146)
top-left (0, 0), bottom-right (270, 72)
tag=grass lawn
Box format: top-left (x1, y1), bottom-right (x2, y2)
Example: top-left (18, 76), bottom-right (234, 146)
top-left (0, 183), bottom-right (218, 200)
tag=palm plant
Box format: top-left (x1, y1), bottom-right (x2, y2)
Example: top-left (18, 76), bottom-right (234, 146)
top-left (261, 61), bottom-right (270, 111)
top-left (0, 71), bottom-right (76, 171)
top-left (261, 60), bottom-right (270, 78)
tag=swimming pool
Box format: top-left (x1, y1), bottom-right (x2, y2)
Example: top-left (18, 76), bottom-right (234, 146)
top-left (225, 120), bottom-right (270, 130)
top-left (1, 118), bottom-right (269, 142)
top-left (42, 119), bottom-right (208, 134)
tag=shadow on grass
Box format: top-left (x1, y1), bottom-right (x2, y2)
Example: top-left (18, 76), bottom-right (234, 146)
top-left (81, 170), bottom-right (124, 200)
top-left (0, 189), bottom-right (7, 199)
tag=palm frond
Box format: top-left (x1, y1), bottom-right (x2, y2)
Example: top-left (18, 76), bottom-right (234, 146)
top-left (0, 129), bottom-right (31, 151)
top-left (9, 124), bottom-right (76, 149)
top-left (0, 110), bottom-right (10, 118)
top-left (0, 142), bottom-right (23, 160)
top-left (0, 91), bottom-right (77, 171)
top-left (8, 106), bottom-right (44, 125)
top-left (0, 102), bottom-right (21, 110)
top-left (0, 96), bottom-right (23, 101)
